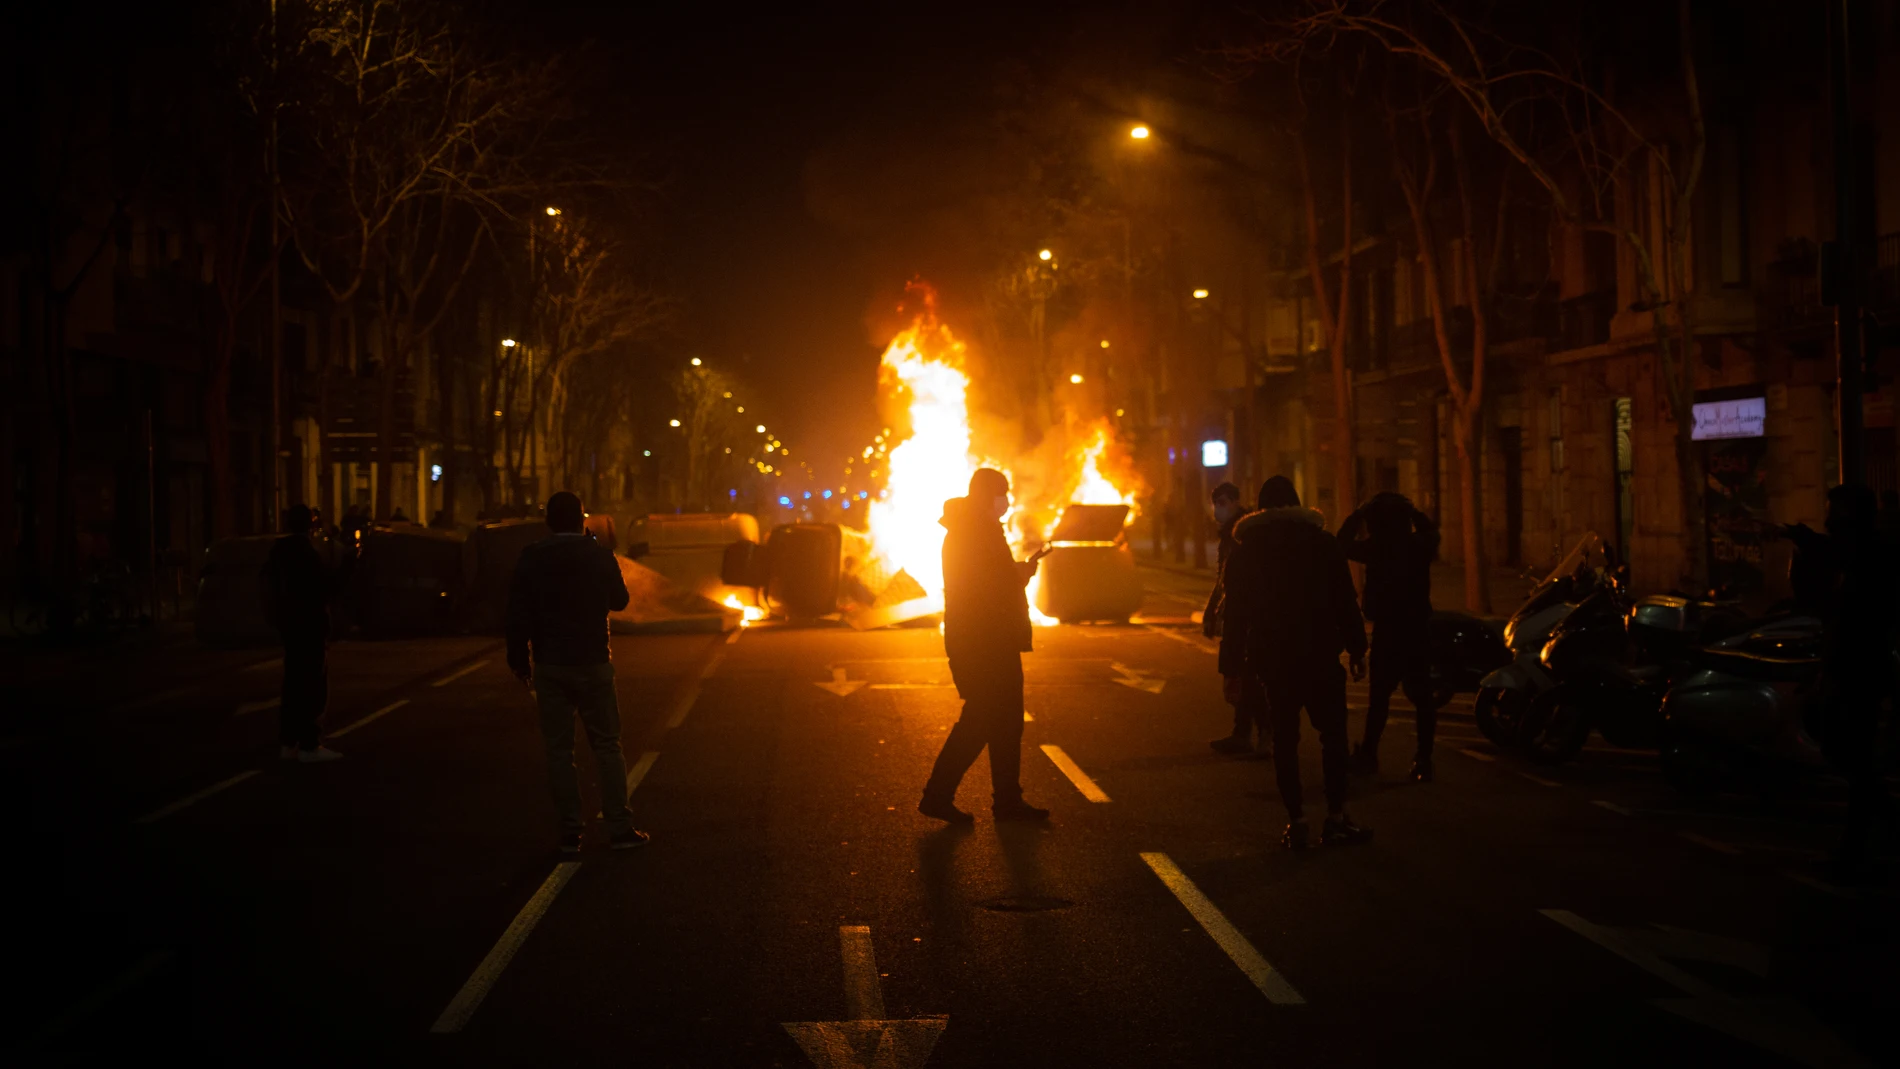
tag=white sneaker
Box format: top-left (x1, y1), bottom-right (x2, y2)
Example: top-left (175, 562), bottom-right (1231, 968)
top-left (297, 746), bottom-right (344, 764)
top-left (279, 745), bottom-right (300, 761)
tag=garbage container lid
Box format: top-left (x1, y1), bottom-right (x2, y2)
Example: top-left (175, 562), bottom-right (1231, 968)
top-left (1047, 504), bottom-right (1130, 543)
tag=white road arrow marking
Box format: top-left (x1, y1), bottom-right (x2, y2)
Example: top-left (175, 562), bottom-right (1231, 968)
top-left (1108, 661), bottom-right (1165, 694)
top-left (815, 666), bottom-right (867, 697)
top-left (783, 925), bottom-right (947, 1069)
top-left (1541, 910), bottom-right (1869, 1068)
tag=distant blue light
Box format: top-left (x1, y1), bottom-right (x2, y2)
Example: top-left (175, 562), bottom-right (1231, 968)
top-left (803, 491), bottom-right (812, 500)
top-left (822, 489), bottom-right (833, 499)
top-left (429, 463), bottom-right (442, 483)
top-left (778, 496), bottom-right (791, 506)
top-left (841, 500), bottom-right (851, 509)
top-left (728, 488), bottom-right (737, 498)
top-left (858, 491), bottom-right (868, 499)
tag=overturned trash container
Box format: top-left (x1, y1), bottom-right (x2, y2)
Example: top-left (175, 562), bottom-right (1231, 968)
top-left (765, 522), bottom-right (842, 620)
top-left (353, 524), bottom-right (465, 637)
top-left (1033, 504), bottom-right (1142, 624)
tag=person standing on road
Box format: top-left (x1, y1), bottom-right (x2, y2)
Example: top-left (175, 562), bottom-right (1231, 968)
top-left (1219, 476), bottom-right (1372, 849)
top-left (920, 468), bottom-right (1053, 824)
top-left (1338, 492), bottom-right (1441, 782)
top-left (1205, 481), bottom-right (1270, 758)
top-left (262, 504), bottom-right (352, 763)
top-left (507, 490), bottom-right (648, 858)
top-left (1781, 483), bottom-right (1895, 882)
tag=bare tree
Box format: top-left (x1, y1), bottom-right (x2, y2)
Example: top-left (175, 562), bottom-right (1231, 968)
top-left (673, 364), bottom-right (743, 511)
top-left (1295, 118), bottom-right (1357, 523)
top-left (1287, 0), bottom-right (1712, 589)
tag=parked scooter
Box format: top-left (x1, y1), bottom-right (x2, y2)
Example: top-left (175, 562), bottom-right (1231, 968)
top-left (1516, 581), bottom-right (1750, 765)
top-left (1472, 534), bottom-right (1609, 746)
top-left (1658, 615), bottom-right (1827, 792)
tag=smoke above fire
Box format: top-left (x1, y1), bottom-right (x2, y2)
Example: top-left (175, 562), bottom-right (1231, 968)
top-left (865, 284), bottom-right (1142, 598)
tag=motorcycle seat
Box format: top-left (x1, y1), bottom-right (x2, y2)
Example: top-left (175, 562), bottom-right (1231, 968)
top-left (1692, 647), bottom-right (1822, 683)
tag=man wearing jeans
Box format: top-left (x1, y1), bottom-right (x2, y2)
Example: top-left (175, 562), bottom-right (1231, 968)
top-left (507, 491), bottom-right (647, 857)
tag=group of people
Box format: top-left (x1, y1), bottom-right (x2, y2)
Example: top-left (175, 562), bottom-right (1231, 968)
top-left (1202, 476), bottom-right (1440, 849)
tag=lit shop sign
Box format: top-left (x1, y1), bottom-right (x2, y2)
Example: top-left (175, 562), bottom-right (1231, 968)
top-left (1201, 439), bottom-right (1230, 467)
top-left (1691, 397), bottom-right (1765, 441)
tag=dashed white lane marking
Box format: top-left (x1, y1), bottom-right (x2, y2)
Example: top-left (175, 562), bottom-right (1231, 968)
top-left (666, 634), bottom-right (741, 728)
top-left (1460, 748), bottom-right (1497, 762)
top-left (838, 926), bottom-right (885, 1020)
top-left (625, 751), bottom-right (659, 794)
top-left (1141, 852), bottom-right (1305, 1005)
top-left (235, 697), bottom-right (280, 716)
top-left (1679, 832), bottom-right (1742, 855)
top-left (430, 862), bottom-right (580, 1033)
top-left (133, 770), bottom-right (261, 825)
top-left (34, 950), bottom-right (172, 1040)
top-left (331, 699), bottom-right (410, 738)
top-left (1143, 624), bottom-right (1217, 654)
top-left (1592, 799), bottom-right (1634, 816)
top-left (1512, 769), bottom-right (1562, 788)
top-left (1040, 745), bottom-right (1111, 802)
top-left (431, 660), bottom-right (490, 687)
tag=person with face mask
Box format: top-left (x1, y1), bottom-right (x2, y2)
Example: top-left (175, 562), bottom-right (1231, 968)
top-left (261, 504), bottom-right (355, 763)
top-left (1205, 482), bottom-right (1270, 757)
top-left (920, 468), bottom-right (1053, 824)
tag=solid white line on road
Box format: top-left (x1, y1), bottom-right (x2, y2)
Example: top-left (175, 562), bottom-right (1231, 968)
top-left (331, 699), bottom-right (410, 738)
top-left (1141, 852), bottom-right (1304, 1005)
top-left (35, 950), bottom-right (172, 1040)
top-left (625, 751), bottom-right (659, 794)
top-left (1512, 770), bottom-right (1562, 788)
top-left (838, 926), bottom-right (886, 1021)
top-left (1592, 799), bottom-right (1634, 816)
top-left (1679, 832), bottom-right (1742, 855)
top-left (431, 862), bottom-right (580, 1034)
top-left (235, 697), bottom-right (280, 716)
top-left (431, 660), bottom-right (491, 687)
top-left (1460, 748), bottom-right (1497, 762)
top-left (665, 638), bottom-right (738, 729)
top-left (133, 770), bottom-right (261, 825)
top-left (1040, 745), bottom-right (1111, 802)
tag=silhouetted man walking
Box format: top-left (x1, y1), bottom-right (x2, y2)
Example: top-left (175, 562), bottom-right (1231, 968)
top-left (508, 490), bottom-right (647, 858)
top-left (1220, 477), bottom-right (1371, 849)
top-left (1206, 481), bottom-right (1270, 757)
top-left (263, 504), bottom-right (351, 763)
top-left (920, 468), bottom-right (1051, 824)
top-left (1339, 492), bottom-right (1441, 781)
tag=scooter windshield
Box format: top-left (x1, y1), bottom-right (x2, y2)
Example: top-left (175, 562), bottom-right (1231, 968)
top-left (1517, 533), bottom-right (1605, 618)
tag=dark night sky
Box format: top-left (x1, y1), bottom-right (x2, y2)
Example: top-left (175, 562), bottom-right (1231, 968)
top-left (515, 2), bottom-right (1200, 479)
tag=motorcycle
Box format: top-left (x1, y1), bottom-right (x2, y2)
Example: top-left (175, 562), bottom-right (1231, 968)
top-left (1516, 581), bottom-right (1750, 765)
top-left (1472, 534), bottom-right (1609, 746)
top-left (1425, 611), bottom-right (1513, 708)
top-left (1658, 615), bottom-right (1827, 792)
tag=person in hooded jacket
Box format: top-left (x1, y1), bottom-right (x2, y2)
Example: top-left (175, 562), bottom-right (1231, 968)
top-left (1205, 481), bottom-right (1271, 757)
top-left (1338, 492), bottom-right (1441, 781)
top-left (920, 468), bottom-right (1053, 824)
top-left (1219, 476), bottom-right (1372, 849)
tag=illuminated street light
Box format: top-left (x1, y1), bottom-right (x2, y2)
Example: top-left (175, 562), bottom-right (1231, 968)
top-left (669, 419), bottom-right (681, 427)
top-left (501, 338), bottom-right (516, 348)
top-left (546, 206), bottom-right (561, 216)
top-left (1130, 125), bottom-right (1150, 139)
top-left (1069, 373), bottom-right (1084, 385)
top-left (1192, 288), bottom-right (1210, 299)
top-left (756, 425), bottom-right (766, 433)
top-left (1038, 249), bottom-right (1052, 261)
top-left (737, 406), bottom-right (745, 413)
top-left (1100, 339), bottom-right (1110, 348)
top-left (691, 357), bottom-right (702, 366)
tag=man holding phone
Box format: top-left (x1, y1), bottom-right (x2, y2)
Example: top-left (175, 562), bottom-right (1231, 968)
top-left (920, 468), bottom-right (1053, 824)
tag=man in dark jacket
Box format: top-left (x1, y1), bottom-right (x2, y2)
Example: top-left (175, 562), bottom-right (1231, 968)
top-left (1205, 481), bottom-right (1270, 757)
top-left (1782, 483), bottom-right (1895, 881)
top-left (1338, 492), bottom-right (1441, 781)
top-left (1220, 476), bottom-right (1371, 849)
top-left (508, 490), bottom-right (646, 857)
top-left (920, 468), bottom-right (1052, 824)
top-left (262, 504), bottom-right (352, 763)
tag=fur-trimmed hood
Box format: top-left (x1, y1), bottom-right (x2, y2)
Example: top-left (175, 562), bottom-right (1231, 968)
top-left (1233, 505), bottom-right (1326, 537)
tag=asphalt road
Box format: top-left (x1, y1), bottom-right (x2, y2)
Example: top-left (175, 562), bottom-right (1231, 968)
top-left (7, 567), bottom-right (1893, 1067)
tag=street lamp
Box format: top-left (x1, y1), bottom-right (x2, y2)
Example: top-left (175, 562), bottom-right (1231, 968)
top-left (1192, 288), bottom-right (1209, 299)
top-left (545, 206), bottom-right (561, 216)
top-left (1070, 373), bottom-right (1084, 385)
top-left (1100, 339), bottom-right (1110, 348)
top-left (501, 338), bottom-right (516, 348)
top-left (691, 357), bottom-right (702, 366)
top-left (669, 419), bottom-right (681, 427)
top-left (1038, 249), bottom-right (1053, 261)
top-left (1130, 125), bottom-right (1150, 140)
top-left (756, 424), bottom-right (766, 433)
